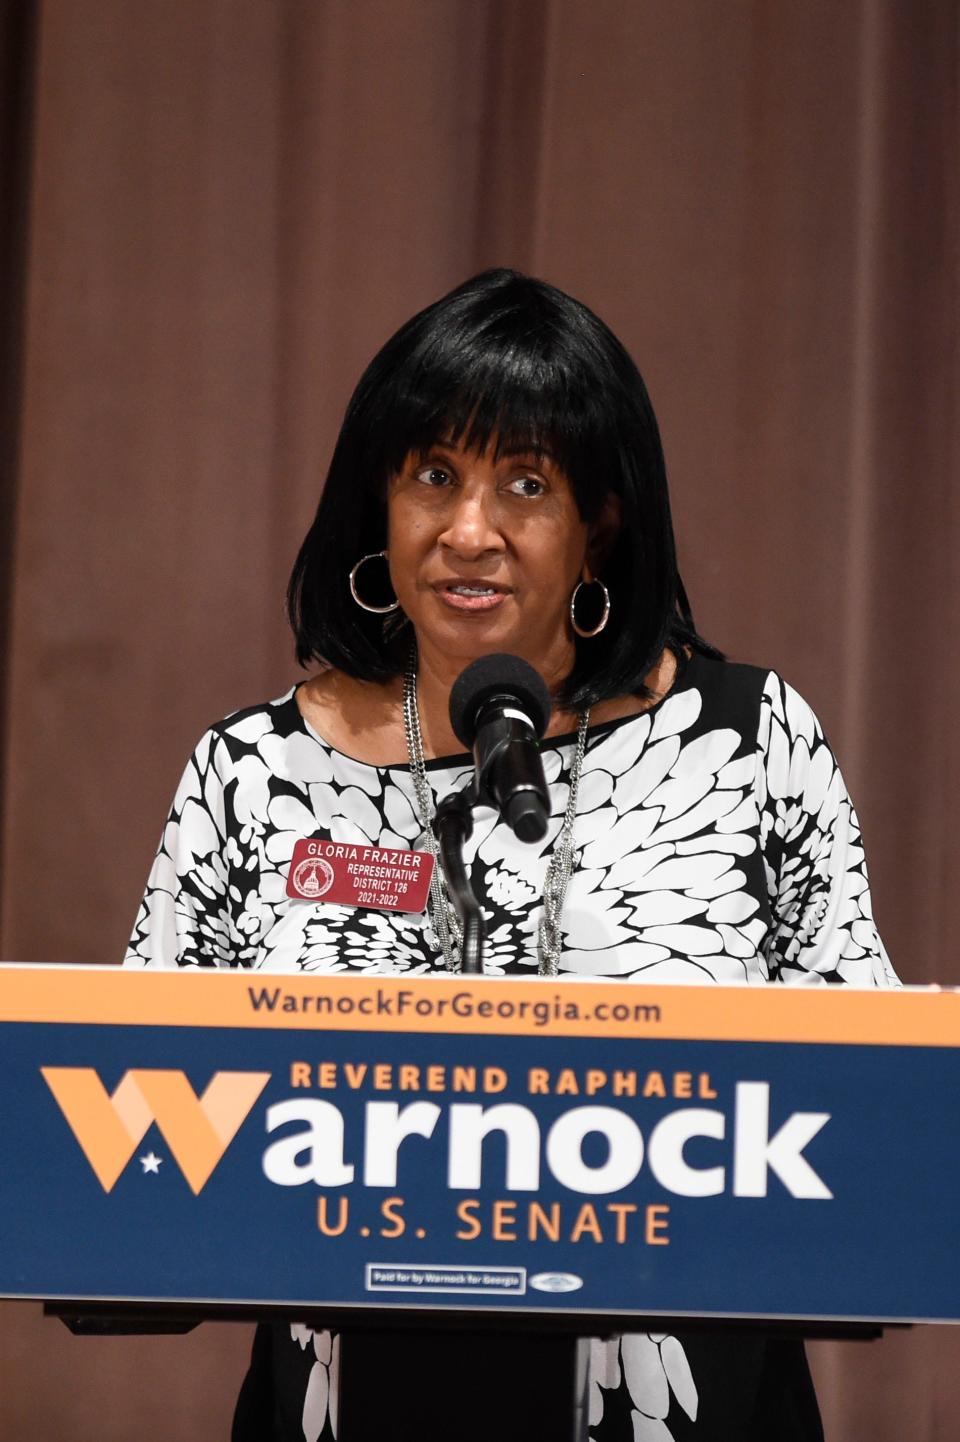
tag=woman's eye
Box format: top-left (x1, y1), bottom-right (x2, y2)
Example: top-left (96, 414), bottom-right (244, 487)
top-left (507, 475), bottom-right (547, 497)
top-left (416, 466), bottom-right (453, 487)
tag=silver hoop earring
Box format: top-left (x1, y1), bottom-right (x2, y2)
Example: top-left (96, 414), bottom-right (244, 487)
top-left (349, 550), bottom-right (400, 613)
top-left (570, 577), bottom-right (610, 638)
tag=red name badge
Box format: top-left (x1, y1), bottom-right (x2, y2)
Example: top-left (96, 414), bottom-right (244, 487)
top-left (285, 838), bottom-right (435, 913)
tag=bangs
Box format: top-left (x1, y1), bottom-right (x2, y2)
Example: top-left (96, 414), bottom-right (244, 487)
top-left (362, 305), bottom-right (614, 519)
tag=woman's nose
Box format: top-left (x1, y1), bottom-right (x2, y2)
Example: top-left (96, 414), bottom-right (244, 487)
top-left (437, 489), bottom-right (505, 558)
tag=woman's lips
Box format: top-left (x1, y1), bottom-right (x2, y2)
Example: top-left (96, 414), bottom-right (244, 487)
top-left (434, 582), bottom-right (509, 613)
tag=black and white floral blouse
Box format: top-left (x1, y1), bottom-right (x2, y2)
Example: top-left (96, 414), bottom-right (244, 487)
top-left (126, 654), bottom-right (895, 988)
top-left (125, 653), bottom-right (898, 1442)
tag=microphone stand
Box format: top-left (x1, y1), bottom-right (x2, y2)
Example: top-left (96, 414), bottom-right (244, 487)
top-left (432, 784), bottom-right (486, 975)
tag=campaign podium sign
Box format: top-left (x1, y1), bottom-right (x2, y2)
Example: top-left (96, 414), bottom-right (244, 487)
top-left (1, 964), bottom-right (958, 1327)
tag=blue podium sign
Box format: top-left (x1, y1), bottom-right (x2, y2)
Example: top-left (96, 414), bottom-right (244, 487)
top-left (1, 964), bottom-right (958, 1324)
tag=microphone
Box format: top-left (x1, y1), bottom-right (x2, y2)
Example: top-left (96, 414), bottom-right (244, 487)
top-left (449, 654), bottom-right (552, 843)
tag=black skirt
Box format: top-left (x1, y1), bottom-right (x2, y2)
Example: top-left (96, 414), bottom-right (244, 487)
top-left (232, 1323), bottom-right (823, 1442)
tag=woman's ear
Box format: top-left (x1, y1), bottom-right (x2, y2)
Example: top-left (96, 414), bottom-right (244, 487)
top-left (586, 491), bottom-right (622, 574)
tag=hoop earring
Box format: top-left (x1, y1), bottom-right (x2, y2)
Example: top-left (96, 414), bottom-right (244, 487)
top-left (349, 550), bottom-right (400, 613)
top-left (570, 576), bottom-right (610, 638)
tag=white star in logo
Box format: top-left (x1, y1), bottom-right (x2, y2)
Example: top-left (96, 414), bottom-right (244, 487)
top-left (139, 1152), bottom-right (163, 1174)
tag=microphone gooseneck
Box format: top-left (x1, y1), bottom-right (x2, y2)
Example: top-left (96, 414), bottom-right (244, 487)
top-left (448, 654), bottom-right (552, 843)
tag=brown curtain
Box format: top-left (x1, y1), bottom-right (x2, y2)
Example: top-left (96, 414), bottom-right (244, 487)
top-left (1, 1), bottom-right (957, 1436)
top-left (0, 0), bottom-right (38, 883)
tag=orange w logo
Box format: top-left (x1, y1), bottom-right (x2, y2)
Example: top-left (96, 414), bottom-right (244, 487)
top-left (40, 1068), bottom-right (270, 1194)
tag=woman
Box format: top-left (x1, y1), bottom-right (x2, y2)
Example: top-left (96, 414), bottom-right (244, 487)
top-left (126, 269), bottom-right (897, 1440)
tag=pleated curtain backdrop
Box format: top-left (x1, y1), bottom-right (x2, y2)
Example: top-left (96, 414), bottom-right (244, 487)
top-left (0, 1), bottom-right (957, 1437)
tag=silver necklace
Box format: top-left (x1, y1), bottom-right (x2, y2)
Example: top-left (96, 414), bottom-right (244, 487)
top-left (402, 652), bottom-right (589, 976)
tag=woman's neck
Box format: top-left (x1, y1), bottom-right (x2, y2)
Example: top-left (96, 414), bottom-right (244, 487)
top-left (296, 646), bottom-right (677, 767)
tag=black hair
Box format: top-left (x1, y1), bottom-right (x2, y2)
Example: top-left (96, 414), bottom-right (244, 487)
top-left (287, 268), bottom-right (719, 707)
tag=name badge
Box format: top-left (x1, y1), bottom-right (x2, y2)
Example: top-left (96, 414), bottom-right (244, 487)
top-left (285, 838), bottom-right (435, 913)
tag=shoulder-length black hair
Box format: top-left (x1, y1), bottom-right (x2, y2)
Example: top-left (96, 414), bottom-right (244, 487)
top-left (288, 268), bottom-right (718, 708)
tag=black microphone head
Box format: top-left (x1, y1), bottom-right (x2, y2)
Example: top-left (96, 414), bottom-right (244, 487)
top-left (449, 654), bottom-right (552, 749)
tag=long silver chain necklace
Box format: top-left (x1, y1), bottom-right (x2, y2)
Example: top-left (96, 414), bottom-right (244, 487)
top-left (402, 650), bottom-right (589, 976)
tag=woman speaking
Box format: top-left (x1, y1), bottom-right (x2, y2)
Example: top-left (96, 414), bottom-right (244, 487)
top-left (125, 270), bottom-right (897, 1440)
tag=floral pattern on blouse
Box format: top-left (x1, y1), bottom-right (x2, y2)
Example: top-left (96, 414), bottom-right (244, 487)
top-left (126, 656), bottom-right (896, 990)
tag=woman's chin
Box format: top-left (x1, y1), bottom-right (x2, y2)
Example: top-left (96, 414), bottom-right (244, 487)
top-left (408, 593), bottom-right (572, 676)
top-left (414, 608), bottom-right (522, 659)
top-left (414, 620), bottom-right (568, 683)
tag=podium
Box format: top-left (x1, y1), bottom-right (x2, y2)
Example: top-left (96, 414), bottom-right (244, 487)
top-left (1, 963), bottom-right (958, 1437)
